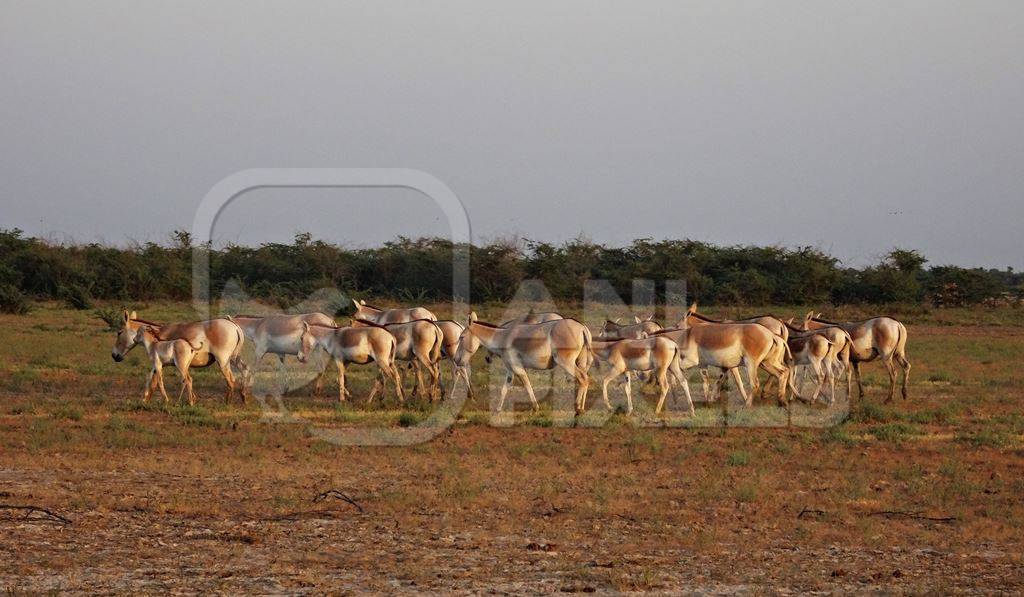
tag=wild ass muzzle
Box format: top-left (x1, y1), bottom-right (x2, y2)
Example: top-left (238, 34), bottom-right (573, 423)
top-left (454, 313), bottom-right (592, 413)
top-left (111, 310), bottom-right (248, 403)
top-left (803, 312), bottom-right (910, 402)
top-left (590, 336), bottom-right (693, 416)
top-left (352, 299), bottom-right (437, 324)
top-left (350, 318), bottom-right (444, 401)
top-left (297, 322), bottom-right (405, 403)
top-left (134, 326), bottom-right (204, 405)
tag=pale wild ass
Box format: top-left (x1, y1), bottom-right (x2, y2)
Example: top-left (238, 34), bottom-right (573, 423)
top-left (784, 330), bottom-right (835, 403)
top-left (350, 318), bottom-right (444, 400)
top-left (500, 309), bottom-right (564, 327)
top-left (590, 336), bottom-right (693, 416)
top-left (111, 310), bottom-right (248, 402)
top-left (785, 318), bottom-right (853, 397)
top-left (803, 312), bottom-right (910, 402)
top-left (453, 313), bottom-right (592, 413)
top-left (433, 319), bottom-right (472, 399)
top-left (352, 299), bottom-right (437, 324)
top-left (134, 326), bottom-right (205, 405)
top-left (598, 314), bottom-right (663, 340)
top-left (297, 323), bottom-right (405, 403)
top-left (229, 312), bottom-right (337, 395)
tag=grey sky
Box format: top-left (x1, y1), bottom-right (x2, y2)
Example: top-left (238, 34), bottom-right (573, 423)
top-left (2, 1), bottom-right (1022, 268)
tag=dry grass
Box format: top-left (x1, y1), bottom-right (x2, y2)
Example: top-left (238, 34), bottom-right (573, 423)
top-left (1, 302), bottom-right (1023, 592)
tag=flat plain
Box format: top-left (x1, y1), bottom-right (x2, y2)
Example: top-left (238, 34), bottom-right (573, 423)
top-left (2, 302), bottom-right (1023, 593)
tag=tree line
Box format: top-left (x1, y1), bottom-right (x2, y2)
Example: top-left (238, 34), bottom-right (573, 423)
top-left (0, 228), bottom-right (1019, 313)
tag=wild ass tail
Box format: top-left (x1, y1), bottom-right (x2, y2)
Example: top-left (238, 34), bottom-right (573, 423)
top-left (429, 322), bottom-right (444, 363)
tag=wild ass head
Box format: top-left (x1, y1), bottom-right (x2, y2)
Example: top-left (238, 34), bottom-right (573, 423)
top-left (351, 299), bottom-right (381, 323)
top-left (111, 309), bottom-right (142, 362)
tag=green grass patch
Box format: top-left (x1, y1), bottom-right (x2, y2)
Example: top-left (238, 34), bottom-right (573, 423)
top-left (50, 404), bottom-right (84, 421)
top-left (957, 428), bottom-right (1012, 448)
top-left (726, 450), bottom-right (751, 466)
top-left (868, 422), bottom-right (919, 443)
top-left (171, 405), bottom-right (218, 427)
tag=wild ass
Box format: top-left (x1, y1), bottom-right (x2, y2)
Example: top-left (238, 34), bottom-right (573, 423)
top-left (500, 309), bottom-right (564, 327)
top-left (784, 319), bottom-right (853, 397)
top-left (689, 303), bottom-right (789, 341)
top-left (111, 310), bottom-right (248, 402)
top-left (598, 315), bottom-right (663, 340)
top-left (134, 326), bottom-right (205, 405)
top-left (453, 313), bottom-right (592, 413)
top-left (784, 331), bottom-right (835, 403)
top-left (350, 318), bottom-right (444, 400)
top-left (590, 336), bottom-right (693, 415)
top-left (802, 312), bottom-right (910, 402)
top-left (229, 312), bottom-right (337, 395)
top-left (297, 323), bottom-right (405, 403)
top-left (653, 305), bottom-right (790, 406)
top-left (434, 319), bottom-right (472, 399)
top-left (352, 299), bottom-right (437, 324)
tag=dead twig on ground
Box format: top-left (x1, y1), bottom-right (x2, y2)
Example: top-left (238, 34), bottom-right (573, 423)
top-left (797, 507), bottom-right (826, 519)
top-left (312, 489), bottom-right (364, 513)
top-left (867, 510), bottom-right (957, 523)
top-left (0, 504), bottom-right (72, 525)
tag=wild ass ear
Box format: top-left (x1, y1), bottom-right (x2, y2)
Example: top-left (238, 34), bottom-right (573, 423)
top-left (805, 310), bottom-right (814, 321)
top-left (352, 299), bottom-right (361, 309)
top-left (787, 317), bottom-right (794, 325)
top-left (359, 299), bottom-right (366, 306)
top-left (130, 310), bottom-right (137, 321)
top-left (816, 312), bottom-right (823, 319)
top-left (123, 309), bottom-right (131, 323)
top-left (633, 315), bottom-right (642, 324)
top-left (469, 311), bottom-right (478, 324)
top-left (687, 302), bottom-right (697, 315)
top-left (302, 321), bottom-right (310, 332)
top-left (646, 313), bottom-right (655, 321)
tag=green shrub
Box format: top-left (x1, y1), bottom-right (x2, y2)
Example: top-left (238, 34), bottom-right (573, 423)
top-left (726, 450), bottom-right (751, 466)
top-left (59, 283), bottom-right (94, 310)
top-left (0, 283), bottom-right (30, 314)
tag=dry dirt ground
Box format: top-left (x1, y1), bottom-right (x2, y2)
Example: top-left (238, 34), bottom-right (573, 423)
top-left (2, 303), bottom-right (1024, 593)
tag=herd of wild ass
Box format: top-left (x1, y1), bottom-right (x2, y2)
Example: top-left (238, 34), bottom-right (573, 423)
top-left (110, 300), bottom-right (910, 414)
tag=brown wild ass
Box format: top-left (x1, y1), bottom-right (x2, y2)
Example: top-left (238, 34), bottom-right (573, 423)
top-left (134, 326), bottom-right (205, 405)
top-left (352, 299), bottom-right (437, 324)
top-left (590, 336), bottom-right (693, 415)
top-left (653, 305), bottom-right (790, 406)
top-left (350, 318), bottom-right (444, 400)
top-left (297, 323), bottom-right (405, 403)
top-left (111, 310), bottom-right (248, 402)
top-left (453, 313), bottom-right (592, 413)
top-left (803, 312), bottom-right (910, 402)
top-left (229, 313), bottom-right (337, 394)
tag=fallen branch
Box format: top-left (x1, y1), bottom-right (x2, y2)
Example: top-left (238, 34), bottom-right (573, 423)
top-left (798, 507), bottom-right (826, 519)
top-left (867, 510), bottom-right (957, 523)
top-left (0, 504), bottom-right (72, 525)
top-left (312, 489), bottom-right (364, 513)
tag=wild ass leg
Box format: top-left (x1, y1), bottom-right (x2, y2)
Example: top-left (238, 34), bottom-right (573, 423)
top-left (883, 357), bottom-right (897, 403)
top-left (335, 360), bottom-right (348, 403)
top-left (601, 362), bottom-right (626, 412)
top-left (729, 367), bottom-right (750, 405)
top-left (513, 367), bottom-right (540, 412)
top-left (497, 371), bottom-right (515, 412)
top-left (896, 353), bottom-right (911, 401)
top-left (143, 367), bottom-right (159, 403)
top-left (852, 361), bottom-right (864, 399)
